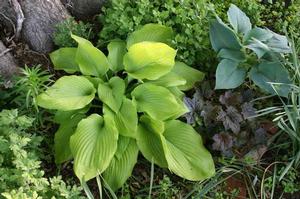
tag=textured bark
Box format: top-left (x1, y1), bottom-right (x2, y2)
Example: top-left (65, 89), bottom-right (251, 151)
top-left (66, 0), bottom-right (106, 20)
top-left (0, 41), bottom-right (18, 80)
top-left (20, 0), bottom-right (70, 53)
top-left (0, 0), bottom-right (17, 32)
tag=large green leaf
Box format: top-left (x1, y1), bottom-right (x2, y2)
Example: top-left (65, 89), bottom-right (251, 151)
top-left (209, 18), bottom-right (242, 52)
top-left (243, 27), bottom-right (273, 44)
top-left (215, 59), bottom-right (246, 89)
top-left (103, 97), bottom-right (138, 138)
top-left (98, 76), bottom-right (125, 113)
top-left (161, 120), bottom-right (215, 181)
top-left (70, 114), bottom-right (118, 181)
top-left (217, 49), bottom-right (246, 62)
top-left (171, 62), bottom-right (205, 91)
top-left (131, 83), bottom-right (187, 121)
top-left (71, 34), bottom-right (109, 77)
top-left (103, 136), bottom-right (139, 191)
top-left (54, 113), bottom-right (85, 164)
top-left (50, 47), bottom-right (80, 73)
top-left (227, 4), bottom-right (252, 35)
top-left (37, 76), bottom-right (96, 111)
top-left (146, 72), bottom-right (186, 87)
top-left (136, 115), bottom-right (168, 167)
top-left (249, 62), bottom-right (291, 97)
top-left (124, 42), bottom-right (176, 80)
top-left (127, 23), bottom-right (174, 48)
top-left (107, 40), bottom-right (127, 72)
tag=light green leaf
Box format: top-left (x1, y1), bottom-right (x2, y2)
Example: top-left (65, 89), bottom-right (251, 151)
top-left (98, 76), bottom-right (125, 113)
top-left (171, 62), bottom-right (205, 91)
top-left (54, 113), bottom-right (85, 164)
top-left (70, 114), bottom-right (118, 181)
top-left (127, 23), bottom-right (174, 49)
top-left (161, 120), bottom-right (215, 181)
top-left (249, 62), bottom-right (291, 97)
top-left (103, 97), bottom-right (138, 138)
top-left (37, 76), bottom-right (96, 111)
top-left (217, 49), bottom-right (246, 62)
top-left (54, 106), bottom-right (89, 124)
top-left (103, 136), bottom-right (139, 191)
top-left (84, 76), bottom-right (104, 89)
top-left (136, 115), bottom-right (168, 167)
top-left (209, 18), bottom-right (242, 52)
top-left (71, 34), bottom-right (109, 77)
top-left (50, 47), bottom-right (80, 73)
top-left (146, 72), bottom-right (186, 87)
top-left (131, 83), bottom-right (187, 121)
top-left (246, 38), bottom-right (270, 58)
top-left (107, 40), bottom-right (127, 72)
top-left (124, 42), bottom-right (176, 80)
top-left (227, 4), bottom-right (252, 35)
top-left (215, 59), bottom-right (246, 89)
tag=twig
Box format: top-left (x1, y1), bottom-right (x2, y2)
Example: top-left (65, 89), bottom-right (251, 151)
top-left (0, 48), bottom-right (11, 58)
top-left (10, 0), bottom-right (25, 40)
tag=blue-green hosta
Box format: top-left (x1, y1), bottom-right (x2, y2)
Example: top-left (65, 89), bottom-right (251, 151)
top-left (37, 24), bottom-right (215, 191)
top-left (210, 4), bottom-right (292, 97)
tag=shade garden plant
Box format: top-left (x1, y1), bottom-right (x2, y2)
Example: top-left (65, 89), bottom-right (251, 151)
top-left (36, 23), bottom-right (215, 191)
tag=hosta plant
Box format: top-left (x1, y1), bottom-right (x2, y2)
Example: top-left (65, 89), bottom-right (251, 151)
top-left (210, 4), bottom-right (292, 97)
top-left (37, 24), bottom-right (215, 191)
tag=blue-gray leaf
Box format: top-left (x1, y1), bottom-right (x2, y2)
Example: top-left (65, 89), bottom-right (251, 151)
top-left (249, 62), bottom-right (291, 97)
top-left (227, 4), bottom-right (252, 35)
top-left (215, 59), bottom-right (247, 89)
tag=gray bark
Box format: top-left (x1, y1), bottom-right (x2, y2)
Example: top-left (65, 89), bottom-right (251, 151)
top-left (65, 0), bottom-right (106, 20)
top-left (0, 41), bottom-right (18, 82)
top-left (20, 0), bottom-right (70, 53)
top-left (0, 0), bottom-right (17, 33)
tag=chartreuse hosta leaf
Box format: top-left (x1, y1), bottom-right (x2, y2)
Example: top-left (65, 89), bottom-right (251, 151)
top-left (137, 115), bottom-right (215, 180)
top-left (71, 34), bottom-right (109, 77)
top-left (146, 72), bottom-right (186, 87)
top-left (107, 40), bottom-right (127, 72)
top-left (136, 115), bottom-right (168, 167)
top-left (131, 83), bottom-right (188, 121)
top-left (37, 76), bottom-right (96, 111)
top-left (70, 114), bottom-right (118, 181)
top-left (54, 113), bottom-right (85, 164)
top-left (98, 76), bottom-right (125, 113)
top-left (171, 62), bottom-right (205, 91)
top-left (161, 120), bottom-right (215, 180)
top-left (127, 23), bottom-right (174, 48)
top-left (124, 42), bottom-right (176, 80)
top-left (50, 47), bottom-right (79, 73)
top-left (103, 97), bottom-right (138, 138)
top-left (103, 136), bottom-right (139, 191)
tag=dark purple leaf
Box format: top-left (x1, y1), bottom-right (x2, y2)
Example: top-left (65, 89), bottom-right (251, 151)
top-left (212, 132), bottom-right (234, 152)
top-left (217, 106), bottom-right (243, 134)
top-left (219, 91), bottom-right (242, 107)
top-left (201, 103), bottom-right (221, 126)
top-left (241, 102), bottom-right (257, 119)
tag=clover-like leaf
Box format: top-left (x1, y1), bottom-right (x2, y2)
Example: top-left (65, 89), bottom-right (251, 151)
top-left (124, 42), bottom-right (176, 80)
top-left (127, 23), bottom-right (174, 48)
top-left (103, 136), bottom-right (139, 191)
top-left (98, 76), bottom-right (125, 113)
top-left (71, 34), bottom-right (109, 77)
top-left (70, 114), bottom-right (118, 181)
top-left (50, 47), bottom-right (80, 73)
top-left (37, 76), bottom-right (96, 111)
top-left (131, 83), bottom-right (187, 120)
